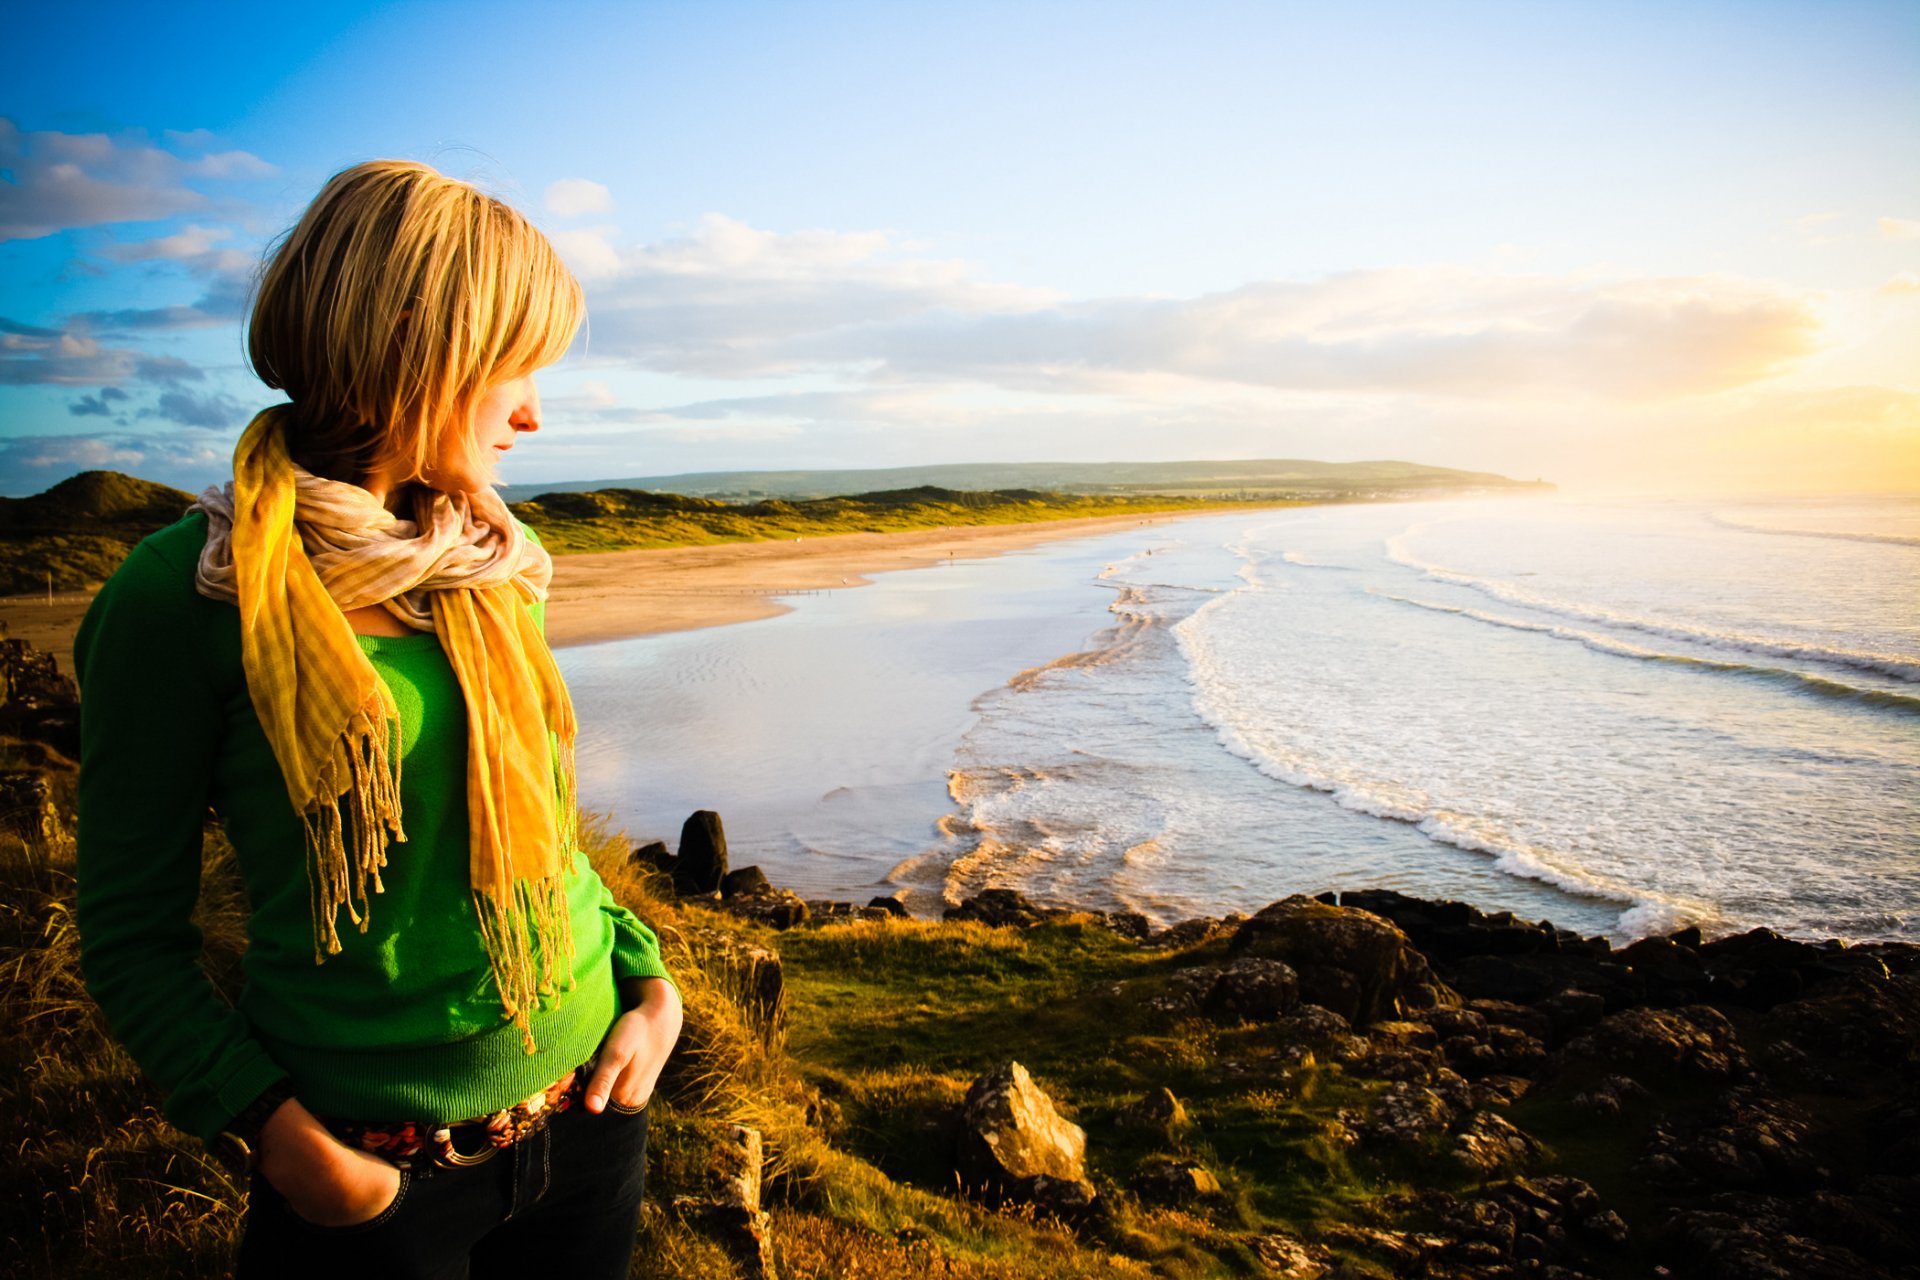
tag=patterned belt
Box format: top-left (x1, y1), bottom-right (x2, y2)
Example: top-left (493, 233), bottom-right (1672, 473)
top-left (325, 1062), bottom-right (591, 1174)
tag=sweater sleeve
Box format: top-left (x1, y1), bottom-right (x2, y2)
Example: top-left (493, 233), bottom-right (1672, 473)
top-left (74, 537), bottom-right (289, 1145)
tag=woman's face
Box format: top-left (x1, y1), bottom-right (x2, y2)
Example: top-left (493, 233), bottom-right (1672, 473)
top-left (422, 373), bottom-right (543, 495)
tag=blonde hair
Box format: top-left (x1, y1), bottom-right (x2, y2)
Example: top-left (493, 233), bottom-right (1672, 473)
top-left (249, 159), bottom-right (584, 487)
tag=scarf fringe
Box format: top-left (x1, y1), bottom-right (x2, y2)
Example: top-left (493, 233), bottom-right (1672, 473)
top-left (301, 689), bottom-right (407, 963)
top-left (474, 871), bottom-right (577, 1053)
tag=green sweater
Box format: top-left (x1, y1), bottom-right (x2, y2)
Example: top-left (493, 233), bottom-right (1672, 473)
top-left (74, 512), bottom-right (672, 1145)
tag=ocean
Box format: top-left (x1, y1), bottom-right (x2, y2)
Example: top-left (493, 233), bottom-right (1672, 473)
top-left (556, 494), bottom-right (1919, 945)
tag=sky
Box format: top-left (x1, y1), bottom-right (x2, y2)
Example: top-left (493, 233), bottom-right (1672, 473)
top-left (2, 0), bottom-right (1916, 497)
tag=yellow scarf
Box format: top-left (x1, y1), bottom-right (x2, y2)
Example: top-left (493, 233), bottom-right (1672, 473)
top-left (203, 409), bottom-right (577, 1050)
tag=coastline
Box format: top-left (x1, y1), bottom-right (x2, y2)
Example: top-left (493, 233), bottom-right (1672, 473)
top-left (0, 506), bottom-right (1266, 661)
top-left (539, 506), bottom-right (1255, 648)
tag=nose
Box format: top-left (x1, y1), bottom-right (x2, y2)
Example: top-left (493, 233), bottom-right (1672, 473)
top-left (511, 380), bottom-right (543, 434)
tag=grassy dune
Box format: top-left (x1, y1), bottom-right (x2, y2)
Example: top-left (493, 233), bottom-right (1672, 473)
top-left (503, 486), bottom-right (1292, 556)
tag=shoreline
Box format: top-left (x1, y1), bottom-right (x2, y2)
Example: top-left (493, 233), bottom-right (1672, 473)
top-left (0, 505), bottom-right (1270, 660)
top-left (539, 506), bottom-right (1259, 648)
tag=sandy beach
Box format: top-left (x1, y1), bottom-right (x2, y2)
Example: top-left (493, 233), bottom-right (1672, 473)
top-left (0, 507), bottom-right (1241, 662)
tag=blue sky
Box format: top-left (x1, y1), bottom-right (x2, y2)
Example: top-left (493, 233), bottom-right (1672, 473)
top-left (3, 0), bottom-right (1916, 495)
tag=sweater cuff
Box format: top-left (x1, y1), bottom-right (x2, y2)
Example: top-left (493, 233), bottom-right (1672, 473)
top-left (171, 1041), bottom-right (290, 1147)
top-left (612, 950), bottom-right (679, 1006)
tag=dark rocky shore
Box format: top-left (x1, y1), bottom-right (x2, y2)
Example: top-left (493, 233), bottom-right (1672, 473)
top-left (7, 635), bottom-right (1915, 1279)
top-left (656, 810), bottom-right (1920, 1280)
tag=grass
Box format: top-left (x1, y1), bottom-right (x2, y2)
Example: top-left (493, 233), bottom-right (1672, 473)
top-left (505, 486), bottom-right (1303, 555)
top-left (6, 764), bottom-right (1655, 1278)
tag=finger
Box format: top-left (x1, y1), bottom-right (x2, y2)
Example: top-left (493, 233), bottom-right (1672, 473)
top-left (585, 1053), bottom-right (625, 1114)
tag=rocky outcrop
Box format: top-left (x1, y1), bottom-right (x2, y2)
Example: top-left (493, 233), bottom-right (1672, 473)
top-left (1228, 895), bottom-right (1458, 1027)
top-left (675, 809), bottom-right (729, 896)
top-left (671, 1124), bottom-right (776, 1280)
top-left (0, 638), bottom-right (79, 760)
top-left (955, 1060), bottom-right (1095, 1214)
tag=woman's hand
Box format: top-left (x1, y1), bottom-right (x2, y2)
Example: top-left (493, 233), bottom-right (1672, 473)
top-left (584, 977), bottom-right (684, 1113)
top-left (253, 1096), bottom-right (403, 1227)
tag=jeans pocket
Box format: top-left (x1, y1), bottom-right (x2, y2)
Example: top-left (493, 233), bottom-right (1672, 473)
top-left (272, 1166), bottom-right (413, 1235)
top-left (604, 1097), bottom-right (650, 1116)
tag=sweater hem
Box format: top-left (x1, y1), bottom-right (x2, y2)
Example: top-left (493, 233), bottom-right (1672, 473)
top-left (258, 972), bottom-right (618, 1125)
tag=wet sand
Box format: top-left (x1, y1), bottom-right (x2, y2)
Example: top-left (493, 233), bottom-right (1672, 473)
top-left (0, 508), bottom-right (1246, 662)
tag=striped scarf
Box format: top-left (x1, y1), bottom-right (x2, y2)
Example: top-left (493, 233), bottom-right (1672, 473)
top-left (193, 407), bottom-right (577, 1050)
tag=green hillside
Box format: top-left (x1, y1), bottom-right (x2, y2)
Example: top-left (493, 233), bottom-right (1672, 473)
top-left (505, 485), bottom-right (1264, 554)
top-left (0, 472), bottom-right (196, 595)
top-left (498, 458), bottom-right (1552, 503)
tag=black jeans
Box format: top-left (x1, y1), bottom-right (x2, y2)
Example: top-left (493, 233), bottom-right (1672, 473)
top-left (236, 1100), bottom-right (650, 1280)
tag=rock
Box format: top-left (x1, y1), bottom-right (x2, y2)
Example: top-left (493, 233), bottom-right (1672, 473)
top-left (1145, 916), bottom-right (1227, 949)
top-left (955, 1061), bottom-right (1094, 1209)
top-left (1131, 1158), bottom-right (1221, 1203)
top-left (719, 889), bottom-right (810, 930)
top-left (673, 1202), bottom-right (777, 1280)
top-left (1618, 934), bottom-right (1714, 1005)
top-left (866, 895), bottom-right (909, 917)
top-left (1204, 958), bottom-right (1301, 1021)
top-left (1229, 895), bottom-right (1459, 1027)
top-left (1770, 972), bottom-right (1920, 1068)
top-left (669, 1124), bottom-right (775, 1279)
top-left (680, 926), bottom-right (785, 1032)
top-left (675, 810), bottom-right (729, 896)
top-left (1635, 1087), bottom-right (1828, 1191)
top-left (629, 840), bottom-right (673, 873)
top-left (1467, 997), bottom-right (1553, 1043)
top-left (1472, 1074), bottom-right (1534, 1108)
top-left (1537, 988), bottom-right (1608, 1041)
top-left (944, 887), bottom-right (1056, 928)
top-left (0, 770), bottom-right (61, 845)
top-left (1272, 1004), bottom-right (1369, 1064)
top-left (1117, 1086), bottom-right (1188, 1136)
top-left (1449, 1111), bottom-right (1547, 1175)
top-left (1243, 1231), bottom-right (1333, 1279)
top-left (1364, 1082), bottom-right (1460, 1144)
top-left (1559, 1004), bottom-right (1749, 1084)
top-left (0, 637), bottom-right (79, 759)
top-left (1142, 965), bottom-right (1222, 1015)
top-left (721, 865), bottom-right (772, 899)
top-left (1570, 1073), bottom-right (1652, 1117)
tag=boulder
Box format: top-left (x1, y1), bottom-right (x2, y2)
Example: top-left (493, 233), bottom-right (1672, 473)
top-left (1117, 1086), bottom-right (1188, 1137)
top-left (1228, 895), bottom-right (1458, 1027)
top-left (1145, 917), bottom-right (1228, 949)
top-left (675, 809), bottom-right (728, 896)
top-left (630, 840), bottom-right (673, 873)
top-left (1272, 1003), bottom-right (1369, 1064)
top-left (720, 889), bottom-right (810, 930)
top-left (1449, 1111), bottom-right (1547, 1176)
top-left (866, 895), bottom-right (909, 918)
top-left (955, 1060), bottom-right (1094, 1209)
top-left (0, 770), bottom-right (61, 845)
top-left (1559, 1004), bottom-right (1749, 1085)
top-left (1130, 1159), bottom-right (1221, 1204)
top-left (670, 1124), bottom-right (775, 1279)
top-left (0, 638), bottom-right (79, 759)
top-left (944, 887), bottom-right (1055, 928)
top-left (681, 926), bottom-right (786, 1032)
top-left (1203, 957), bottom-right (1301, 1021)
top-left (721, 866), bottom-right (772, 899)
top-left (1242, 1232), bottom-right (1333, 1279)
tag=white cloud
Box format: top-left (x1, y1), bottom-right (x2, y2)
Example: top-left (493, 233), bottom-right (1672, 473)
top-left (1879, 271), bottom-right (1920, 295)
top-left (1878, 216), bottom-right (1920, 241)
top-left (545, 178), bottom-right (614, 217)
top-left (571, 219), bottom-right (1818, 402)
top-left (0, 118), bottom-right (273, 242)
top-left (550, 227), bottom-right (623, 281)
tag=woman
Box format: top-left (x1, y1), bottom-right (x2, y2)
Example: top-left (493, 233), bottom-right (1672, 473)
top-left (73, 160), bottom-right (681, 1279)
